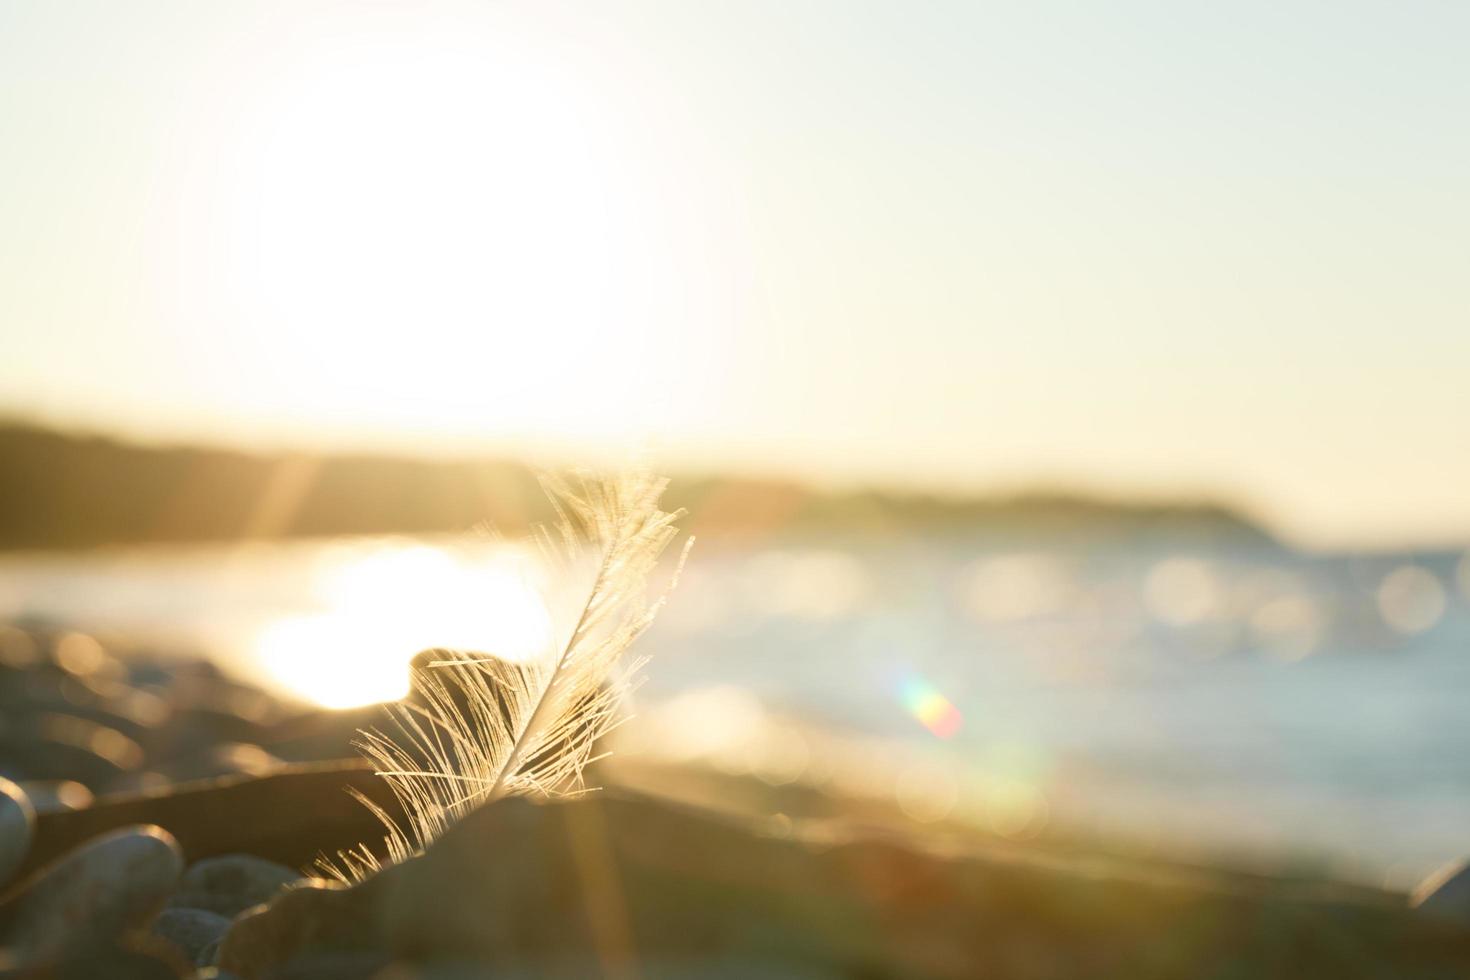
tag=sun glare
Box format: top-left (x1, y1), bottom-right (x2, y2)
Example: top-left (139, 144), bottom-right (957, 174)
top-left (254, 543), bottom-right (552, 709)
top-left (165, 17), bottom-right (699, 449)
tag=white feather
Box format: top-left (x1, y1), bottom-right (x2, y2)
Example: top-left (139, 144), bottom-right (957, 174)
top-left (320, 470), bottom-right (689, 880)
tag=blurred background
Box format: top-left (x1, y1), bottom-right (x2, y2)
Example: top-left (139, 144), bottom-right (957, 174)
top-left (2, 1), bottom-right (1468, 892)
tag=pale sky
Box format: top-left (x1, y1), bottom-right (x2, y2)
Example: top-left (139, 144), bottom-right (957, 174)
top-left (2, 1), bottom-right (1467, 547)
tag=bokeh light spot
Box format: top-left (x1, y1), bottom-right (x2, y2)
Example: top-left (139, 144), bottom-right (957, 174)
top-left (1377, 565), bottom-right (1445, 635)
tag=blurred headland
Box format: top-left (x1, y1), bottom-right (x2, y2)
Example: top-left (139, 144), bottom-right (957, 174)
top-left (0, 421), bottom-right (1274, 552)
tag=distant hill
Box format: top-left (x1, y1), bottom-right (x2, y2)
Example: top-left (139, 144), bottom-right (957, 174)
top-left (0, 423), bottom-right (1275, 551)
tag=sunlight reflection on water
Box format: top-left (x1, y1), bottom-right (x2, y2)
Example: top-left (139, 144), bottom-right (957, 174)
top-left (252, 543), bottom-right (552, 708)
top-left (0, 536), bottom-right (555, 709)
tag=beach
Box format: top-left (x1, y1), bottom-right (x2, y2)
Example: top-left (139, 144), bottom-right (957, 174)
top-left (3, 616), bottom-right (1470, 977)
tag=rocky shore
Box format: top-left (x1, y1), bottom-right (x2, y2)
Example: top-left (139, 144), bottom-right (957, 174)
top-left (3, 622), bottom-right (1470, 978)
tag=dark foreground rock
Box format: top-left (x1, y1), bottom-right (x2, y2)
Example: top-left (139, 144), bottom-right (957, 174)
top-left (15, 763), bottom-right (394, 880)
top-left (1, 761), bottom-right (1468, 978)
top-left (211, 791), bottom-right (1470, 980)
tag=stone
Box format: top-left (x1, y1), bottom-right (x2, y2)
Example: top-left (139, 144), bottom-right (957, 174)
top-left (159, 743), bottom-right (283, 784)
top-left (0, 668), bottom-right (164, 746)
top-left (156, 688), bottom-right (280, 756)
top-left (13, 762), bottom-right (396, 880)
top-left (0, 825), bottom-right (183, 964)
top-left (217, 879), bottom-right (371, 978)
top-left (260, 703), bottom-right (384, 764)
top-left (170, 854), bottom-right (306, 918)
top-left (0, 712), bottom-right (144, 789)
top-left (151, 907), bottom-right (232, 966)
top-left (104, 770), bottom-right (175, 796)
top-left (1411, 860), bottom-right (1470, 924)
top-left (0, 776), bottom-right (34, 888)
top-left (212, 792), bottom-right (1470, 980)
top-left (14, 779), bottom-right (93, 815)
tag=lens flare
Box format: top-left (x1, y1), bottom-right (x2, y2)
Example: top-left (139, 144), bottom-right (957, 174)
top-left (899, 675), bottom-right (963, 739)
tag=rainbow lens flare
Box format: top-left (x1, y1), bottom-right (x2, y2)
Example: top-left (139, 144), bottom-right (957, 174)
top-left (900, 675), bottom-right (963, 739)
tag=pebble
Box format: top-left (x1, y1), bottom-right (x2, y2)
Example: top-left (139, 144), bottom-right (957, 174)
top-left (151, 907), bottom-right (232, 966)
top-left (0, 824), bottom-right (183, 963)
top-left (0, 712), bottom-right (144, 789)
top-left (15, 779), bottom-right (94, 815)
top-left (105, 770), bottom-right (175, 796)
top-left (216, 879), bottom-right (367, 977)
top-left (0, 776), bottom-right (34, 888)
top-left (1410, 860), bottom-right (1470, 925)
top-left (170, 854), bottom-right (306, 918)
top-left (159, 742), bottom-right (283, 784)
